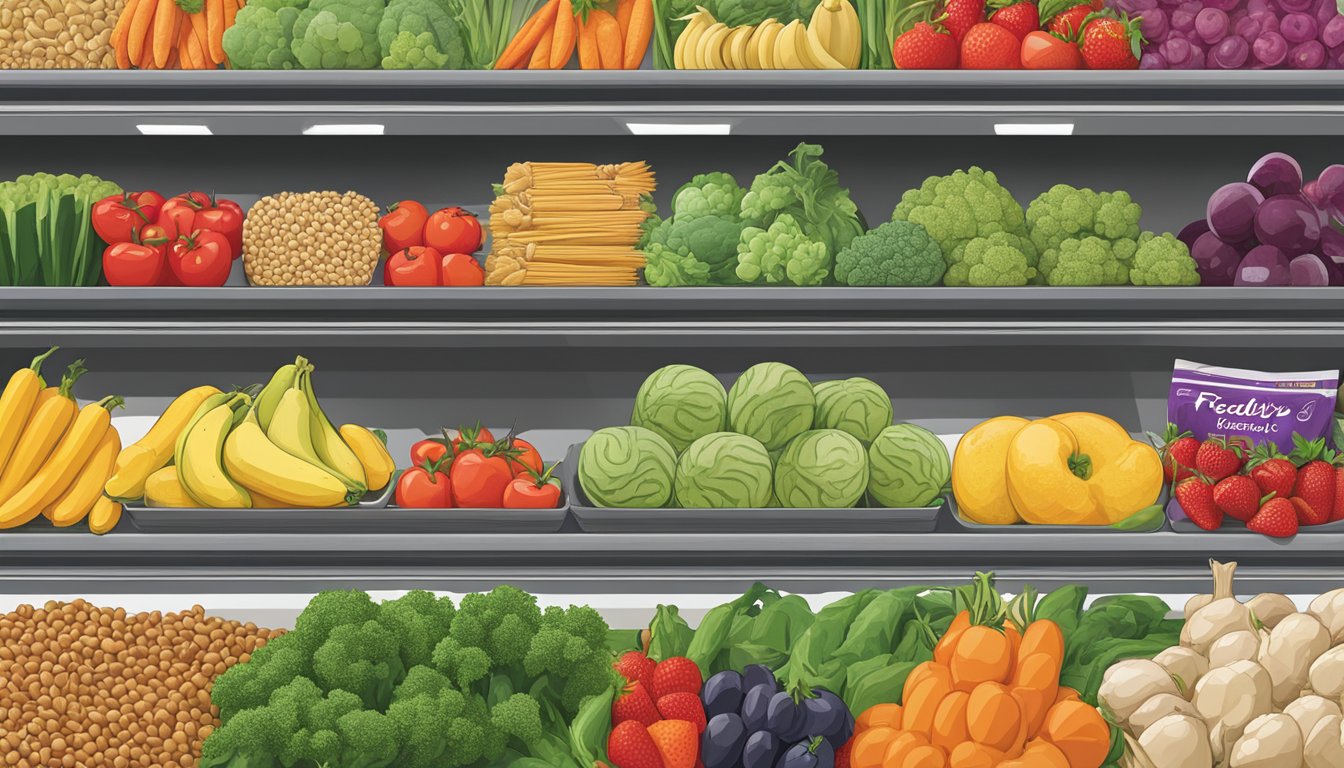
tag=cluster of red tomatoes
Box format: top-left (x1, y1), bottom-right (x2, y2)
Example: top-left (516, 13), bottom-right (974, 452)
top-left (394, 425), bottom-right (563, 509)
top-left (379, 201), bottom-right (487, 287)
top-left (95, 190), bottom-right (243, 287)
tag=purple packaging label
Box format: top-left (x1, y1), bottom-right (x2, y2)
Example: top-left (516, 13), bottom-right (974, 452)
top-left (1168, 359), bottom-right (1339, 454)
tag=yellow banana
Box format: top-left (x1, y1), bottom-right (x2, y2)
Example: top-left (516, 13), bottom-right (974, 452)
top-left (49, 427), bottom-right (121, 528)
top-left (339, 424), bottom-right (396, 492)
top-left (696, 22), bottom-right (729, 68)
top-left (299, 368), bottom-right (367, 492)
top-left (805, 24), bottom-right (848, 69)
top-left (104, 384), bottom-right (221, 500)
top-left (0, 396), bottom-right (122, 530)
top-left (724, 26), bottom-right (754, 69)
top-left (178, 395), bottom-right (252, 509)
top-left (88, 496), bottom-right (121, 535)
top-left (174, 391), bottom-right (236, 472)
top-left (808, 0), bottom-right (862, 68)
top-left (0, 346), bottom-right (56, 480)
top-left (143, 466), bottom-right (200, 508)
top-left (223, 417), bottom-right (350, 508)
top-left (269, 385), bottom-right (365, 495)
top-left (750, 20), bottom-right (780, 69)
top-left (253, 358), bottom-right (304, 433)
top-left (775, 20), bottom-right (810, 69)
top-left (674, 9), bottom-right (713, 69)
top-left (0, 360), bottom-right (86, 500)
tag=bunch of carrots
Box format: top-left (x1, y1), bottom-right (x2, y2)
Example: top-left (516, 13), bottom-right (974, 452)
top-left (495, 0), bottom-right (653, 70)
top-left (112, 0), bottom-right (242, 70)
top-left (848, 574), bottom-right (1112, 768)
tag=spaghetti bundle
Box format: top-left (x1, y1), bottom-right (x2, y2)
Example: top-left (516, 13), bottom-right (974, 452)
top-left (486, 162), bottom-right (656, 286)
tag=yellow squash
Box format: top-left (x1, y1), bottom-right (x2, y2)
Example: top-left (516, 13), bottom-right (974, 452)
top-left (0, 396), bottom-right (121, 529)
top-left (143, 466), bottom-right (200, 508)
top-left (952, 416), bottom-right (1028, 525)
top-left (0, 360), bottom-right (88, 501)
top-left (104, 384), bottom-right (222, 501)
top-left (0, 346), bottom-right (58, 480)
top-left (1049, 412), bottom-right (1164, 524)
top-left (339, 424), bottom-right (395, 492)
top-left (48, 427), bottom-right (121, 527)
top-left (1006, 419), bottom-right (1106, 525)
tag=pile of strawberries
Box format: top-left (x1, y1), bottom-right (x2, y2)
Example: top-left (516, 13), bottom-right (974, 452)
top-left (1163, 428), bottom-right (1344, 538)
top-left (891, 0), bottom-right (1143, 70)
top-left (607, 651), bottom-right (707, 768)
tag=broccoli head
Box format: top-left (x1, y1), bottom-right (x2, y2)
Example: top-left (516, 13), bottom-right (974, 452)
top-left (311, 619), bottom-right (405, 710)
top-left (671, 172), bottom-right (747, 220)
top-left (523, 605), bottom-right (614, 715)
top-left (891, 167), bottom-right (1028, 259)
top-left (377, 0), bottom-right (466, 68)
top-left (643, 243), bottom-right (712, 287)
top-left (293, 590), bottom-right (379, 654)
top-left (222, 0), bottom-right (304, 70)
top-left (1041, 236), bottom-right (1131, 286)
top-left (210, 633), bottom-right (308, 722)
top-left (945, 233), bottom-right (1039, 287)
top-left (833, 220), bottom-right (945, 286)
top-left (202, 678), bottom-right (385, 768)
top-left (378, 590), bottom-right (456, 669)
top-left (641, 213), bottom-right (744, 285)
top-left (736, 213), bottom-right (830, 286)
top-left (290, 0), bottom-right (384, 69)
top-left (1026, 184), bottom-right (1143, 255)
top-left (1129, 232), bottom-right (1200, 286)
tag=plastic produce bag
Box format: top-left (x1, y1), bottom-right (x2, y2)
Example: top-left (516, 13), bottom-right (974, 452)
top-left (1168, 359), bottom-right (1339, 454)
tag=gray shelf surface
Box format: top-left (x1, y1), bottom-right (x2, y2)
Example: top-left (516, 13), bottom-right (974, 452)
top-left (2, 71), bottom-right (1344, 135)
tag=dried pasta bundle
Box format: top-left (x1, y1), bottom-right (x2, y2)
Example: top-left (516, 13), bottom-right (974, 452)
top-left (486, 161), bottom-right (655, 287)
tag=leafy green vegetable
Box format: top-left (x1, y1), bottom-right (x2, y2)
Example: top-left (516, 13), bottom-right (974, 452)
top-left (0, 172), bottom-right (121, 287)
top-left (648, 604), bottom-right (695, 662)
top-left (687, 583), bottom-right (772, 676)
top-left (451, 0), bottom-right (547, 69)
top-left (741, 143), bottom-right (865, 259)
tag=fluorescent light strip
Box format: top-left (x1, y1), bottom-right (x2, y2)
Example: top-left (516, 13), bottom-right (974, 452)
top-left (626, 122), bottom-right (732, 136)
top-left (303, 123), bottom-right (386, 136)
top-left (994, 122), bottom-right (1075, 136)
top-left (136, 124), bottom-right (212, 135)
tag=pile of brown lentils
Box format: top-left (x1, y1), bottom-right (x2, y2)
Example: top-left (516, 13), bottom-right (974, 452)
top-left (243, 191), bottom-right (383, 287)
top-left (0, 0), bottom-right (126, 69)
top-left (0, 599), bottom-right (280, 768)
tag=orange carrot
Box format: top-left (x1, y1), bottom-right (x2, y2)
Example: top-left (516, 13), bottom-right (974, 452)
top-left (1017, 620), bottom-right (1065, 669)
top-left (138, 20), bottom-right (157, 68)
top-left (1053, 686), bottom-right (1081, 706)
top-left (206, 0), bottom-right (225, 63)
top-left (948, 742), bottom-right (1008, 768)
top-left (1003, 739), bottom-right (1070, 768)
top-left (1010, 686), bottom-right (1052, 741)
top-left (930, 690), bottom-right (970, 753)
top-left (591, 9), bottom-right (622, 69)
top-left (621, 0), bottom-right (653, 69)
top-left (223, 0), bottom-right (239, 40)
top-left (112, 0), bottom-right (140, 68)
top-left (189, 13), bottom-right (211, 69)
top-left (616, 0), bottom-right (634, 37)
top-left (495, 0), bottom-right (559, 69)
top-left (854, 702), bottom-right (902, 732)
top-left (1003, 622), bottom-right (1022, 679)
top-left (1038, 700), bottom-right (1111, 768)
top-left (177, 15), bottom-right (197, 67)
top-left (933, 611), bottom-right (971, 665)
top-left (905, 744), bottom-right (949, 768)
top-left (849, 727), bottom-right (899, 768)
top-left (576, 11), bottom-right (599, 69)
top-left (965, 682), bottom-right (1023, 754)
top-left (188, 7), bottom-right (209, 66)
top-left (529, 24), bottom-right (555, 68)
top-left (547, 0), bottom-right (576, 68)
top-left (881, 731), bottom-right (931, 766)
top-left (151, 0), bottom-right (177, 68)
top-left (903, 671), bottom-right (952, 737)
top-left (127, 0), bottom-right (158, 65)
top-left (950, 625), bottom-right (1012, 692)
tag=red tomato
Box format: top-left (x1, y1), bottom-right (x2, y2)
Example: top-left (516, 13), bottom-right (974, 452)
top-left (91, 190), bottom-right (165, 244)
top-left (102, 240), bottom-right (166, 286)
top-left (503, 475), bottom-right (562, 509)
top-left (384, 246), bottom-right (442, 287)
top-left (450, 424), bottom-right (495, 453)
top-left (169, 230), bottom-right (233, 287)
top-left (157, 191), bottom-right (212, 241)
top-left (507, 438), bottom-right (544, 477)
top-left (194, 196), bottom-right (245, 258)
top-left (409, 438), bottom-right (451, 467)
top-left (379, 200), bottom-right (429, 254)
top-left (1021, 31), bottom-right (1083, 69)
top-left (424, 207), bottom-right (483, 255)
top-left (140, 224), bottom-right (179, 286)
top-left (395, 463), bottom-right (454, 508)
top-left (440, 253), bottom-right (486, 287)
top-left (450, 449), bottom-right (514, 508)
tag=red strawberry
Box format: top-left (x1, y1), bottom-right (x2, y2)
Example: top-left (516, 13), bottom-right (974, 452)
top-left (1174, 477), bottom-right (1223, 531)
top-left (1248, 456), bottom-right (1297, 501)
top-left (1153, 424), bottom-right (1199, 483)
top-left (614, 650), bottom-right (657, 688)
top-left (1293, 461), bottom-right (1336, 525)
top-left (1248, 497), bottom-right (1299, 538)
top-left (836, 740), bottom-right (853, 768)
top-left (960, 23), bottom-right (1022, 68)
top-left (1021, 29), bottom-right (1083, 68)
top-left (1046, 3), bottom-right (1092, 36)
top-left (1079, 13), bottom-right (1142, 69)
top-left (1212, 475), bottom-right (1261, 523)
top-left (656, 692), bottom-right (707, 733)
top-left (893, 22), bottom-right (960, 69)
top-left (613, 681), bottom-right (661, 728)
top-left (1333, 466), bottom-right (1344, 522)
top-left (650, 657), bottom-right (703, 701)
top-left (608, 720), bottom-right (666, 768)
top-left (989, 1), bottom-right (1040, 40)
top-left (1194, 437), bottom-right (1244, 482)
top-left (647, 720), bottom-right (698, 768)
top-left (942, 0), bottom-right (988, 41)
top-left (1291, 496), bottom-right (1328, 527)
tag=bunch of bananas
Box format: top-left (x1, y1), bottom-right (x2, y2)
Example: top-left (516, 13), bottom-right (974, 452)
top-left (105, 356), bottom-right (395, 510)
top-left (673, 0), bottom-right (861, 70)
top-left (0, 348), bottom-right (125, 533)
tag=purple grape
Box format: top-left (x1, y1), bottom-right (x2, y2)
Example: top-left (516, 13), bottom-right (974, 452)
top-left (1321, 226), bottom-right (1344, 258)
top-left (1315, 0), bottom-right (1339, 25)
top-left (1280, 0), bottom-right (1314, 11)
top-left (1322, 15), bottom-right (1344, 47)
top-left (1247, 152), bottom-right (1303, 197)
top-left (1178, 219), bottom-right (1211, 250)
top-left (1282, 12), bottom-right (1319, 42)
top-left (1141, 51), bottom-right (1171, 67)
top-left (1192, 232), bottom-right (1244, 285)
top-left (1247, 0), bottom-right (1277, 13)
top-left (1208, 182), bottom-right (1265, 241)
top-left (1172, 2), bottom-right (1200, 31)
top-left (1290, 254), bottom-right (1332, 285)
top-left (1291, 39), bottom-right (1328, 66)
top-left (1236, 14), bottom-right (1263, 42)
top-left (1249, 10), bottom-right (1281, 34)
top-left (1235, 245), bottom-right (1293, 286)
top-left (1316, 165), bottom-right (1344, 221)
top-left (1254, 194), bottom-right (1322, 255)
top-left (1161, 37), bottom-right (1196, 65)
top-left (1255, 31), bottom-right (1290, 64)
top-left (1213, 35), bottom-right (1251, 66)
top-left (1196, 8), bottom-right (1231, 42)
top-left (1141, 8), bottom-right (1171, 40)
top-left (1204, 0), bottom-right (1240, 10)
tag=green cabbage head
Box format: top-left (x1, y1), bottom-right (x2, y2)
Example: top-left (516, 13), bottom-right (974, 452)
top-left (727, 363), bottom-right (816, 452)
top-left (579, 427), bottom-right (677, 508)
top-left (674, 433), bottom-right (774, 509)
top-left (867, 424), bottom-right (950, 508)
top-left (630, 364), bottom-right (728, 454)
top-left (774, 429), bottom-right (869, 509)
top-left (812, 378), bottom-right (893, 445)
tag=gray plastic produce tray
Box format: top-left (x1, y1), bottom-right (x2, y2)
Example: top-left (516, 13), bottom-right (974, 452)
top-left (124, 475), bottom-right (398, 533)
top-left (563, 443), bottom-right (943, 534)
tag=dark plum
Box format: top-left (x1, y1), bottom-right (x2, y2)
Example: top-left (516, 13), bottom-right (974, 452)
top-left (767, 692), bottom-right (806, 742)
top-left (799, 692), bottom-right (844, 744)
top-left (742, 731), bottom-right (781, 768)
top-left (1247, 152), bottom-right (1304, 197)
top-left (1176, 219), bottom-right (1211, 251)
top-left (742, 664), bottom-right (776, 693)
top-left (1190, 231), bottom-right (1244, 286)
top-left (742, 684), bottom-right (775, 732)
top-left (703, 670), bottom-right (746, 719)
top-left (776, 738), bottom-right (834, 768)
top-left (702, 713), bottom-right (749, 768)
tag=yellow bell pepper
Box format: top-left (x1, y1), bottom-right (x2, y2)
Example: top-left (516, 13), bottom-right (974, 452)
top-left (952, 416), bottom-right (1028, 525)
top-left (1049, 412), bottom-right (1164, 524)
top-left (1006, 419), bottom-right (1107, 525)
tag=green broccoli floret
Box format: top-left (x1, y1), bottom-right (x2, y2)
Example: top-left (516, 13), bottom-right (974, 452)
top-left (671, 172), bottom-right (747, 220)
top-left (378, 590), bottom-right (456, 669)
top-left (1129, 232), bottom-right (1200, 286)
top-left (221, 0), bottom-right (305, 70)
top-left (210, 633), bottom-right (308, 722)
top-left (382, 31), bottom-right (449, 68)
top-left (377, 0), bottom-right (465, 68)
top-left (203, 678), bottom-right (378, 768)
top-left (1041, 236), bottom-right (1131, 286)
top-left (491, 692), bottom-right (544, 746)
top-left (293, 590), bottom-right (379, 654)
top-left (643, 243), bottom-right (712, 287)
top-left (393, 665), bottom-right (454, 702)
top-left (833, 220), bottom-right (945, 286)
top-left (945, 234), bottom-right (1039, 287)
top-left (641, 213), bottom-right (745, 285)
top-left (736, 213), bottom-right (830, 286)
top-left (199, 700), bottom-right (297, 768)
top-left (312, 620), bottom-right (405, 710)
top-left (891, 167), bottom-right (1028, 259)
top-left (740, 143), bottom-right (865, 257)
top-left (1026, 184), bottom-right (1143, 256)
top-left (523, 605), bottom-right (614, 714)
top-left (335, 709), bottom-right (400, 767)
top-left (290, 0), bottom-right (383, 69)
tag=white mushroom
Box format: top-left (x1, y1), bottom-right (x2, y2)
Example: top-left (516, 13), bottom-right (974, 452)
top-left (1129, 693), bottom-right (1199, 738)
top-left (1194, 660), bottom-right (1273, 735)
top-left (1308, 645), bottom-right (1344, 699)
top-left (1208, 630), bottom-right (1261, 668)
top-left (1304, 714), bottom-right (1344, 768)
top-left (1100, 659), bottom-right (1182, 724)
top-left (1284, 695), bottom-right (1342, 743)
top-left (1258, 613), bottom-right (1331, 708)
top-left (1137, 713), bottom-right (1213, 768)
top-left (1152, 646), bottom-right (1209, 699)
top-left (1246, 592), bottom-right (1297, 630)
top-left (1182, 561), bottom-right (1252, 655)
top-left (1230, 713), bottom-right (1305, 768)
top-left (1308, 588), bottom-right (1344, 643)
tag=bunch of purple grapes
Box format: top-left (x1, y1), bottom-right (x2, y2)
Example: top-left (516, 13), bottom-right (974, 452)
top-left (1178, 152), bottom-right (1344, 286)
top-left (1108, 0), bottom-right (1344, 68)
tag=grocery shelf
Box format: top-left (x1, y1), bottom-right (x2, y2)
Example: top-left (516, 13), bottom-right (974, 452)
top-left (3, 71), bottom-right (1344, 135)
